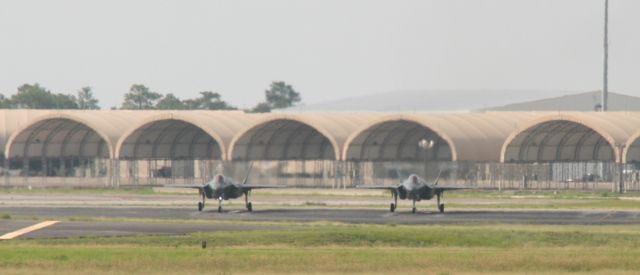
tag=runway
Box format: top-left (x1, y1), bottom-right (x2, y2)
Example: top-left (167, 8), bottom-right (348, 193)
top-left (1, 206), bottom-right (640, 239)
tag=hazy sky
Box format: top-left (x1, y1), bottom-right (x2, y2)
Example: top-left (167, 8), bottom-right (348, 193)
top-left (0, 0), bottom-right (638, 109)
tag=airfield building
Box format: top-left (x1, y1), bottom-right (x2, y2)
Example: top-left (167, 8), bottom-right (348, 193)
top-left (1, 109), bottom-right (640, 191)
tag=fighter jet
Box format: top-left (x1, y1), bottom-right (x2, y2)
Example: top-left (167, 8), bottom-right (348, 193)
top-left (357, 171), bottom-right (467, 213)
top-left (170, 164), bottom-right (284, 213)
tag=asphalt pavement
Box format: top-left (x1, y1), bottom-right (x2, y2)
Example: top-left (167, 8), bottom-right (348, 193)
top-left (1, 206), bottom-right (639, 239)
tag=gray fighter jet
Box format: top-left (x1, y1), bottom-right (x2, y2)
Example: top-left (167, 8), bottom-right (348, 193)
top-left (358, 172), bottom-right (467, 213)
top-left (171, 164), bottom-right (284, 212)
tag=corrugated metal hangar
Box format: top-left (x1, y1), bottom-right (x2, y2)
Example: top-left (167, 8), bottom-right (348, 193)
top-left (1, 110), bottom-right (640, 190)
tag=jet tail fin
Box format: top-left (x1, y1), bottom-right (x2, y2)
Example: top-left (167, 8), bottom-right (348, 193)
top-left (395, 168), bottom-right (406, 183)
top-left (242, 161), bottom-right (254, 185)
top-left (434, 170), bottom-right (442, 186)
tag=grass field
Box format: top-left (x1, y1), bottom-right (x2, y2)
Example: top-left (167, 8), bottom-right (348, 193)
top-left (0, 187), bottom-right (160, 195)
top-left (1, 187), bottom-right (640, 273)
top-left (2, 188), bottom-right (640, 274)
top-left (2, 222), bottom-right (640, 274)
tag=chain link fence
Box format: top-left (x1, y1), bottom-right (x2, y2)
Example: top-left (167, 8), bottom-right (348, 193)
top-left (2, 158), bottom-right (639, 192)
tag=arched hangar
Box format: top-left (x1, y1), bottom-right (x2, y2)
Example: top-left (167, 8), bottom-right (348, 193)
top-left (115, 111), bottom-right (260, 182)
top-left (344, 112), bottom-right (541, 162)
top-left (4, 111), bottom-right (154, 178)
top-left (501, 112), bottom-right (640, 163)
top-left (229, 113), bottom-right (381, 161)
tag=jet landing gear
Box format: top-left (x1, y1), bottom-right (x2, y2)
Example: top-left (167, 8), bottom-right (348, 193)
top-left (389, 193), bottom-right (398, 212)
top-left (244, 191), bottom-right (253, 212)
top-left (436, 193), bottom-right (445, 213)
top-left (217, 197), bottom-right (223, 213)
top-left (198, 190), bottom-right (205, 211)
top-left (412, 199), bottom-right (417, 214)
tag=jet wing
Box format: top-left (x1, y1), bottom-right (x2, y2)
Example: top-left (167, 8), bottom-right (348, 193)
top-left (240, 184), bottom-right (286, 192)
top-left (435, 186), bottom-right (473, 192)
top-left (356, 185), bottom-right (400, 196)
top-left (163, 184), bottom-right (205, 191)
top-left (356, 185), bottom-right (397, 191)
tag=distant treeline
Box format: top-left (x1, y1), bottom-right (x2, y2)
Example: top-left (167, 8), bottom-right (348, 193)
top-left (0, 81), bottom-right (300, 113)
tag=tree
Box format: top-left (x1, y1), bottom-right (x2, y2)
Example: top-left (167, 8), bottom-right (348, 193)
top-left (11, 83), bottom-right (55, 109)
top-left (121, 84), bottom-right (162, 109)
top-left (265, 81), bottom-right (301, 109)
top-left (250, 102), bottom-right (272, 113)
top-left (51, 93), bottom-right (79, 109)
top-left (0, 94), bottom-right (11, 108)
top-left (9, 83), bottom-right (78, 109)
top-left (156, 93), bottom-right (187, 110)
top-left (249, 81), bottom-right (301, 112)
top-left (77, 86), bottom-right (100, 109)
top-left (185, 91), bottom-right (236, 110)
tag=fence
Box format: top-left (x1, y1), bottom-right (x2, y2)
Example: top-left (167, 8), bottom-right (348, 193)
top-left (2, 158), bottom-right (640, 192)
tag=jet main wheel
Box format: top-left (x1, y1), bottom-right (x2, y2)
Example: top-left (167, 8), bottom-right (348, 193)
top-left (198, 202), bottom-right (204, 211)
top-left (247, 202), bottom-right (253, 212)
top-left (412, 207), bottom-right (416, 214)
top-left (439, 204), bottom-right (445, 213)
top-left (217, 206), bottom-right (222, 213)
top-left (389, 203), bottom-right (396, 212)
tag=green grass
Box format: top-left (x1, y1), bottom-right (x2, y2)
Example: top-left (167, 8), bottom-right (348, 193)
top-left (449, 199), bottom-right (640, 210)
top-left (437, 190), bottom-right (640, 199)
top-left (3, 223), bottom-right (640, 274)
top-left (1, 246), bottom-right (638, 274)
top-left (0, 187), bottom-right (161, 195)
top-left (23, 223), bottom-right (640, 248)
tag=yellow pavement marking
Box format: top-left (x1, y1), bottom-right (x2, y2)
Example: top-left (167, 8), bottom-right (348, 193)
top-left (599, 211), bottom-right (615, 221)
top-left (0, 221), bottom-right (60, 240)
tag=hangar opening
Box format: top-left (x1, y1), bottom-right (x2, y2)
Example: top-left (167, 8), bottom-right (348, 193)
top-left (625, 136), bottom-right (640, 191)
top-left (502, 120), bottom-right (618, 185)
top-left (628, 138), bottom-right (640, 163)
top-left (231, 119), bottom-right (336, 160)
top-left (6, 118), bottom-right (110, 180)
top-left (117, 119), bottom-right (222, 184)
top-left (345, 120), bottom-right (452, 161)
top-left (503, 120), bottom-right (614, 163)
top-left (344, 120), bottom-right (453, 186)
top-left (230, 119), bottom-right (338, 187)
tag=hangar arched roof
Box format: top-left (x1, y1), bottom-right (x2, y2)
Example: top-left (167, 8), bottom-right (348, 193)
top-left (344, 112), bottom-right (542, 162)
top-left (229, 112), bottom-right (381, 160)
top-left (0, 110), bottom-right (55, 156)
top-left (4, 111), bottom-right (154, 159)
top-left (501, 112), bottom-right (640, 163)
top-left (115, 111), bottom-right (259, 160)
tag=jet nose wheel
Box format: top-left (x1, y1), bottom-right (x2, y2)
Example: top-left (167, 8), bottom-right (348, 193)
top-left (217, 206), bottom-right (222, 213)
top-left (246, 202), bottom-right (253, 212)
top-left (439, 204), bottom-right (445, 213)
top-left (198, 202), bottom-right (204, 211)
top-left (389, 203), bottom-right (396, 212)
top-left (412, 207), bottom-right (416, 214)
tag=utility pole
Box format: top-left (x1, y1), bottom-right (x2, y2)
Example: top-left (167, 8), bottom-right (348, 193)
top-left (602, 0), bottom-right (609, 112)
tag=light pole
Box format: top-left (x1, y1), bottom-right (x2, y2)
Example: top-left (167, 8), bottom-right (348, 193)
top-left (602, 0), bottom-right (609, 111)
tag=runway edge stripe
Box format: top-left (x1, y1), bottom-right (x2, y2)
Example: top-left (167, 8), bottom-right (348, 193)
top-left (0, 221), bottom-right (60, 240)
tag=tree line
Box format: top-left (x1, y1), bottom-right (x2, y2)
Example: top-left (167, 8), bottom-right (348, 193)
top-left (0, 81), bottom-right (301, 112)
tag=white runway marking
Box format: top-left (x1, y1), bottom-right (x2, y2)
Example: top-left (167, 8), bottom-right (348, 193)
top-left (0, 221), bottom-right (59, 240)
